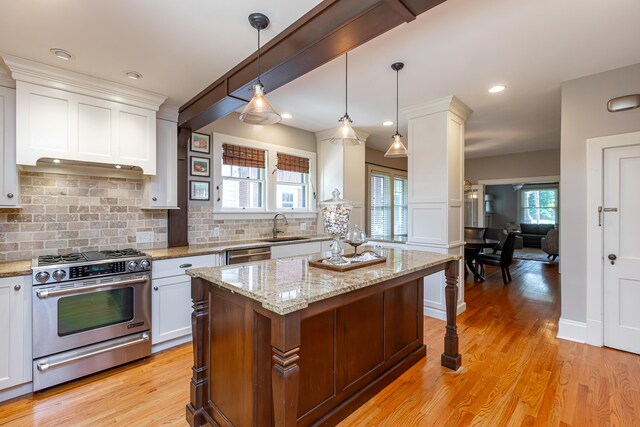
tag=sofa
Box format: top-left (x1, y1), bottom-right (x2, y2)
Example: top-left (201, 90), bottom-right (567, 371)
top-left (519, 223), bottom-right (556, 248)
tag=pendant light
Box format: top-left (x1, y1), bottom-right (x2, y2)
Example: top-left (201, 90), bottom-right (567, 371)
top-left (384, 62), bottom-right (409, 157)
top-left (324, 53), bottom-right (364, 145)
top-left (239, 13), bottom-right (281, 125)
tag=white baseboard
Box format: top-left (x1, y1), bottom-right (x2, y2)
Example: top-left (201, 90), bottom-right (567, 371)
top-left (423, 302), bottom-right (467, 321)
top-left (0, 382), bottom-right (33, 403)
top-left (586, 319), bottom-right (603, 346)
top-left (151, 334), bottom-right (192, 354)
top-left (557, 318), bottom-right (587, 343)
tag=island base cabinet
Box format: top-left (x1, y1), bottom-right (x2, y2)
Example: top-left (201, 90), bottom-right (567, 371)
top-left (187, 274), bottom-right (436, 427)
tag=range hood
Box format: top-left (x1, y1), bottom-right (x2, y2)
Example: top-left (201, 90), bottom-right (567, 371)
top-left (2, 54), bottom-right (167, 175)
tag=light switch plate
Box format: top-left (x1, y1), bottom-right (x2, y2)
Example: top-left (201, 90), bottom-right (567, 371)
top-left (300, 222), bottom-right (307, 231)
top-left (213, 227), bottom-right (220, 237)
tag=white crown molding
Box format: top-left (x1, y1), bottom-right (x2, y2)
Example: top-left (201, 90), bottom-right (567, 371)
top-left (1, 53), bottom-right (167, 110)
top-left (314, 127), bottom-right (370, 143)
top-left (157, 104), bottom-right (179, 122)
top-left (0, 63), bottom-right (15, 88)
top-left (401, 95), bottom-right (473, 121)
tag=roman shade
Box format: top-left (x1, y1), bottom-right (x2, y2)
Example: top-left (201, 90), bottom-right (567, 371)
top-left (222, 144), bottom-right (265, 168)
top-left (277, 153), bottom-right (310, 174)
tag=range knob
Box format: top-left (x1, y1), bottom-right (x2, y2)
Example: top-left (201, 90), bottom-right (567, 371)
top-left (127, 261), bottom-right (138, 271)
top-left (139, 259), bottom-right (150, 270)
top-left (35, 271), bottom-right (50, 284)
top-left (52, 270), bottom-right (66, 282)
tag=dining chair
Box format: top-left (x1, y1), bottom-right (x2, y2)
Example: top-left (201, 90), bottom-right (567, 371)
top-left (475, 232), bottom-right (517, 284)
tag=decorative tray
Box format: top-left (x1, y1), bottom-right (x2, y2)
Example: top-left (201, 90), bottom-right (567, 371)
top-left (308, 251), bottom-right (387, 272)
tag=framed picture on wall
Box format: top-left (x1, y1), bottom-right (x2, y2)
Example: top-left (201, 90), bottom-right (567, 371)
top-left (191, 132), bottom-right (211, 154)
top-left (189, 181), bottom-right (210, 201)
top-left (190, 156), bottom-right (210, 177)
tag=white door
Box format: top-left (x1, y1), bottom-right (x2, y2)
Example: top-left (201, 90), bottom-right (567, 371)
top-left (603, 145), bottom-right (640, 354)
top-left (151, 275), bottom-right (193, 345)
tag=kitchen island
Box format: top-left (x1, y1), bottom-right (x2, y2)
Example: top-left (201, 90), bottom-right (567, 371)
top-left (185, 248), bottom-right (461, 427)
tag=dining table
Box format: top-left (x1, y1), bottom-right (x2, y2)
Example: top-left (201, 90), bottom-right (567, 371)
top-left (464, 237), bottom-right (500, 281)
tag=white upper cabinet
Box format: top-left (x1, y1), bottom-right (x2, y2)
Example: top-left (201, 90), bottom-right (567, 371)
top-left (2, 54), bottom-right (166, 175)
top-left (0, 84), bottom-right (19, 207)
top-left (142, 106), bottom-right (178, 209)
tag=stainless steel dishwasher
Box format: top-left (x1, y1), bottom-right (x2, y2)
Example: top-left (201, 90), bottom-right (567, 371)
top-left (226, 247), bottom-right (272, 265)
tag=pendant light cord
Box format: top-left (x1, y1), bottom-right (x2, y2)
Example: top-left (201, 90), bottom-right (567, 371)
top-left (345, 52), bottom-right (348, 116)
top-left (396, 66), bottom-right (399, 134)
top-left (256, 28), bottom-right (261, 85)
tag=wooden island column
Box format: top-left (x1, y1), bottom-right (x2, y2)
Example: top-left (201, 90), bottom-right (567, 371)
top-left (186, 250), bottom-right (461, 427)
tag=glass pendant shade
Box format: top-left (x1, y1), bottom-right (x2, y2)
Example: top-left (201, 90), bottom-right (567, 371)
top-left (239, 83), bottom-right (281, 125)
top-left (384, 132), bottom-right (409, 157)
top-left (327, 114), bottom-right (364, 145)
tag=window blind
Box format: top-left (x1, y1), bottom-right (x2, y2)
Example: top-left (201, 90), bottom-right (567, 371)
top-left (222, 144), bottom-right (265, 168)
top-left (277, 153), bottom-right (309, 173)
top-left (393, 177), bottom-right (408, 236)
top-left (370, 173), bottom-right (391, 238)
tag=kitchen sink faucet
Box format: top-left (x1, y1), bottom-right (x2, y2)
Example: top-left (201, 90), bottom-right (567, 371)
top-left (273, 213), bottom-right (288, 239)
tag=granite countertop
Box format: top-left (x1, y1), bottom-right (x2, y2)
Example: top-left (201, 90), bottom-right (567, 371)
top-left (0, 235), bottom-right (333, 277)
top-left (186, 248), bottom-right (460, 315)
top-left (146, 235), bottom-right (332, 260)
top-left (0, 260), bottom-right (33, 278)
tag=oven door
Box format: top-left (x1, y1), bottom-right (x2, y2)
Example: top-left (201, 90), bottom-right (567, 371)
top-left (32, 273), bottom-right (151, 358)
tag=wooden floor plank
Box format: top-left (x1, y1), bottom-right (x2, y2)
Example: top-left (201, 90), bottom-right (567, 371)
top-left (0, 260), bottom-right (638, 426)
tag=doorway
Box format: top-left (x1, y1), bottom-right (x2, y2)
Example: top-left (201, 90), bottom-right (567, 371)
top-left (586, 131), bottom-right (640, 354)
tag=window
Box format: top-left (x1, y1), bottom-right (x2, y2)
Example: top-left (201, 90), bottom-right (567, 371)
top-left (367, 165), bottom-right (408, 241)
top-left (213, 134), bottom-right (316, 216)
top-left (221, 144), bottom-right (265, 209)
top-left (519, 186), bottom-right (558, 224)
top-left (276, 153), bottom-right (309, 210)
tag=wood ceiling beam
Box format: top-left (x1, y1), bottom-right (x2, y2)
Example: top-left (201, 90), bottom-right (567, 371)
top-left (178, 0), bottom-right (447, 130)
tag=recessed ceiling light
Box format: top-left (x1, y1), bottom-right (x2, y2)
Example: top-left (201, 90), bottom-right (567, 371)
top-left (383, 121), bottom-right (393, 126)
top-left (488, 85), bottom-right (506, 93)
top-left (53, 159), bottom-right (61, 164)
top-left (115, 165), bottom-right (122, 169)
top-left (281, 113), bottom-right (292, 119)
top-left (50, 48), bottom-right (74, 61)
top-left (125, 71), bottom-right (142, 80)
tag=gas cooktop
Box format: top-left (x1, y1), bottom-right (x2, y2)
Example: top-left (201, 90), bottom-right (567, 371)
top-left (36, 248), bottom-right (148, 266)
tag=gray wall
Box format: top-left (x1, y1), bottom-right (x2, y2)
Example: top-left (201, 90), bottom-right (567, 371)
top-left (365, 147), bottom-right (408, 171)
top-left (465, 149), bottom-right (560, 183)
top-left (485, 185), bottom-right (518, 228)
top-left (198, 112), bottom-right (317, 152)
top-left (560, 62), bottom-right (640, 323)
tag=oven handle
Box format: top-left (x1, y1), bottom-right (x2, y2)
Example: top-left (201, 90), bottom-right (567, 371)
top-left (36, 332), bottom-right (150, 372)
top-left (35, 275), bottom-right (150, 299)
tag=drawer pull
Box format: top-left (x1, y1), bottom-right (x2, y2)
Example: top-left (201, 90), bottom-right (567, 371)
top-left (7, 193), bottom-right (13, 199)
top-left (179, 263), bottom-right (193, 269)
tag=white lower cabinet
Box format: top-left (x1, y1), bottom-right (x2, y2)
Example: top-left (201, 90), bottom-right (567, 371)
top-left (271, 242), bottom-right (322, 259)
top-left (151, 254), bottom-right (222, 350)
top-left (0, 276), bottom-right (31, 392)
top-left (151, 275), bottom-right (192, 344)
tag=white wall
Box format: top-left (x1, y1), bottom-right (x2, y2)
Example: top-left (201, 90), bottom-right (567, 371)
top-left (560, 62), bottom-right (640, 323)
top-left (198, 112), bottom-right (317, 153)
top-left (365, 147), bottom-right (407, 171)
top-left (465, 149), bottom-right (560, 183)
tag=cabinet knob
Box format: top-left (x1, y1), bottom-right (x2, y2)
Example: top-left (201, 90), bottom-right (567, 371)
top-left (152, 197), bottom-right (157, 202)
top-left (153, 286), bottom-right (159, 291)
top-left (7, 193), bottom-right (14, 199)
top-left (14, 284), bottom-right (21, 291)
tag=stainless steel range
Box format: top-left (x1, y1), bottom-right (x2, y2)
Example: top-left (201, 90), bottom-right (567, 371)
top-left (31, 248), bottom-right (152, 391)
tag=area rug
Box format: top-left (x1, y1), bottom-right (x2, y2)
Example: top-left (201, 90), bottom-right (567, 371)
top-left (513, 247), bottom-right (558, 263)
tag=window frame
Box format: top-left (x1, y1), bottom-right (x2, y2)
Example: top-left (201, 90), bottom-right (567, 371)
top-left (275, 165), bottom-right (310, 212)
top-left (365, 164), bottom-right (408, 241)
top-left (212, 133), bottom-right (317, 217)
top-left (517, 184), bottom-right (559, 225)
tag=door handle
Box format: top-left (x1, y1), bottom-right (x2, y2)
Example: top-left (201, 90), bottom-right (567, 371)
top-left (608, 254), bottom-right (617, 265)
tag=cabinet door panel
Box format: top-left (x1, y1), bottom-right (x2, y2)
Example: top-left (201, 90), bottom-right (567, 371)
top-left (119, 109), bottom-right (153, 164)
top-left (271, 242), bottom-right (321, 259)
top-left (78, 103), bottom-right (112, 157)
top-left (0, 86), bottom-right (18, 207)
top-left (28, 92), bottom-right (68, 152)
top-left (0, 277), bottom-right (26, 391)
top-left (151, 275), bottom-right (192, 344)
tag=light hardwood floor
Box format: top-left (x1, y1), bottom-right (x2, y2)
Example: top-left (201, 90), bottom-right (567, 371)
top-left (1, 260), bottom-right (639, 426)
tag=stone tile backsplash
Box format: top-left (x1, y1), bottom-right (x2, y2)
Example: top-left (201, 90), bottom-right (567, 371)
top-left (188, 205), bottom-right (318, 245)
top-left (0, 172), bottom-right (319, 262)
top-left (0, 172), bottom-right (167, 262)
